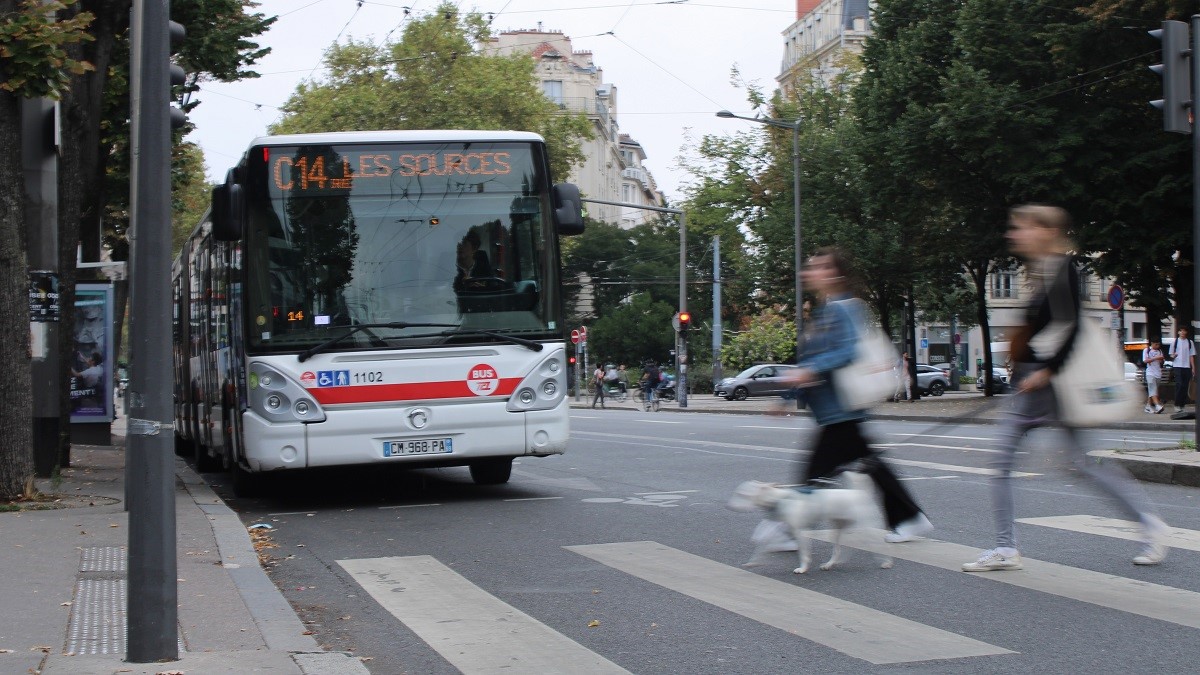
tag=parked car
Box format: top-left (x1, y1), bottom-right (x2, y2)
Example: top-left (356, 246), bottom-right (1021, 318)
top-left (914, 364), bottom-right (950, 396)
top-left (976, 366), bottom-right (1011, 394)
top-left (714, 364), bottom-right (798, 400)
top-left (1125, 362), bottom-right (1142, 383)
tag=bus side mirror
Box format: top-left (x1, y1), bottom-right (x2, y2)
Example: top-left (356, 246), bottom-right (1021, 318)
top-left (211, 183), bottom-right (244, 241)
top-left (552, 183), bottom-right (585, 236)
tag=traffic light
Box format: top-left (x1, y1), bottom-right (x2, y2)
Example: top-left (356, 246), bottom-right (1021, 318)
top-left (678, 311), bottom-right (691, 332)
top-left (168, 20), bottom-right (187, 129)
top-left (1150, 20), bottom-right (1192, 135)
top-left (568, 355), bottom-right (576, 365)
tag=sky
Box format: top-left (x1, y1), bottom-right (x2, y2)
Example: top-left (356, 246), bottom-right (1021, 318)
top-left (185, 0), bottom-right (797, 201)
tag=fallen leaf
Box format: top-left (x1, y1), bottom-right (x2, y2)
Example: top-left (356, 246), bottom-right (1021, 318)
top-left (60, 602), bottom-right (72, 607)
top-left (587, 620), bottom-right (600, 628)
top-left (109, 524), bottom-right (119, 528)
top-left (302, 630), bottom-right (314, 635)
top-left (31, 645), bottom-right (52, 652)
top-left (339, 616), bottom-right (351, 621)
top-left (0, 648), bottom-right (12, 653)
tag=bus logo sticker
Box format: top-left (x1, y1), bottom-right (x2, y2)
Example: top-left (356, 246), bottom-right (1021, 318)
top-left (317, 370), bottom-right (350, 387)
top-left (299, 371), bottom-right (316, 387)
top-left (467, 364), bottom-right (499, 396)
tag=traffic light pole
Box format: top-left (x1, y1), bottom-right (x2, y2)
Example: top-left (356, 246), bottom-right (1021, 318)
top-left (126, 0), bottom-right (178, 662)
top-left (1191, 14), bottom-right (1199, 445)
top-left (581, 198), bottom-right (688, 407)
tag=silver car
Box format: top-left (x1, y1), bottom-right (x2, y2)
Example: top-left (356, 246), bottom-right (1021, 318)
top-left (714, 364), bottom-right (797, 400)
top-left (914, 364), bottom-right (950, 396)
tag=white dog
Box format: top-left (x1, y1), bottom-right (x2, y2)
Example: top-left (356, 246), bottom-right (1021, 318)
top-left (729, 474), bottom-right (893, 574)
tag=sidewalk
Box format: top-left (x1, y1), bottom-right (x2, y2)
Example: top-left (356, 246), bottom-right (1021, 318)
top-left (0, 415), bottom-right (369, 675)
top-left (572, 389), bottom-right (1200, 487)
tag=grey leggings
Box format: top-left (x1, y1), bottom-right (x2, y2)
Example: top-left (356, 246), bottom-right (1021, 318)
top-left (990, 375), bottom-right (1155, 549)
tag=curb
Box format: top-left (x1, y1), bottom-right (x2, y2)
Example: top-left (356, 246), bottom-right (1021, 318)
top-left (175, 460), bottom-right (370, 674)
top-left (1087, 450), bottom-right (1200, 488)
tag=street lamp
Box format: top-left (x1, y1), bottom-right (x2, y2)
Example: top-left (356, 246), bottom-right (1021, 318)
top-left (716, 110), bottom-right (803, 361)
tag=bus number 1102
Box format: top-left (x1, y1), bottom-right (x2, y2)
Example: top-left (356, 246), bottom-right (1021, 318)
top-left (354, 371), bottom-right (383, 383)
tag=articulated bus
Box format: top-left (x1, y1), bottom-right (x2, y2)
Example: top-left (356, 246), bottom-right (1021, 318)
top-left (173, 130), bottom-right (585, 495)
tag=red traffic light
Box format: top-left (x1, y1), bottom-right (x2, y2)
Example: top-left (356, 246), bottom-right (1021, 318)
top-left (568, 356), bottom-right (576, 364)
top-left (678, 312), bottom-right (691, 325)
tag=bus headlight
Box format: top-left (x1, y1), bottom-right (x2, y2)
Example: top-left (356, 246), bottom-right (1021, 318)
top-left (248, 363), bottom-right (327, 423)
top-left (506, 349), bottom-right (567, 413)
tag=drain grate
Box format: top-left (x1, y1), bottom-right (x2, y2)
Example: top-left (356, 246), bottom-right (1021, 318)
top-left (66, 577), bottom-right (126, 655)
top-left (80, 545), bottom-right (126, 573)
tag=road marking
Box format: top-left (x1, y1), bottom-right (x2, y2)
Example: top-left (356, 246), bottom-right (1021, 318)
top-left (805, 531), bottom-right (1200, 629)
top-left (338, 556), bottom-right (630, 675)
top-left (879, 442), bottom-right (1002, 454)
top-left (566, 541), bottom-right (1010, 664)
top-left (503, 496), bottom-right (564, 502)
top-left (572, 431), bottom-right (1041, 477)
top-left (632, 419), bottom-right (684, 424)
top-left (886, 433), bottom-right (993, 442)
top-left (1097, 438), bottom-right (1181, 445)
top-left (634, 489), bottom-right (697, 495)
top-left (898, 475), bottom-right (958, 481)
top-left (888, 458), bottom-right (1040, 478)
top-left (377, 503), bottom-right (441, 510)
top-left (1017, 515), bottom-right (1200, 552)
top-left (737, 425), bottom-right (800, 430)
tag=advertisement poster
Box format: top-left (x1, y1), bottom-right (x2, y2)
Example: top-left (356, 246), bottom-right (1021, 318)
top-left (29, 271), bottom-right (60, 322)
top-left (70, 283), bottom-right (114, 423)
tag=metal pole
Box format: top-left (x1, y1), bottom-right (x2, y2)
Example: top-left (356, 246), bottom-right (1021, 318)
top-left (678, 214), bottom-right (688, 407)
top-left (712, 235), bottom-right (722, 384)
top-left (126, 0), bottom-right (178, 662)
top-left (793, 120), bottom-right (803, 344)
top-left (1192, 15), bottom-right (1200, 436)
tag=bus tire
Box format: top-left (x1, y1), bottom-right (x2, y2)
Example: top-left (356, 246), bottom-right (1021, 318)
top-left (230, 462), bottom-right (262, 498)
top-left (194, 439), bottom-right (222, 474)
top-left (469, 458), bottom-right (513, 485)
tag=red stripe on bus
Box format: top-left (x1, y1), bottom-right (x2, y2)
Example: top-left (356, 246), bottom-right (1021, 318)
top-left (307, 379), bottom-right (521, 404)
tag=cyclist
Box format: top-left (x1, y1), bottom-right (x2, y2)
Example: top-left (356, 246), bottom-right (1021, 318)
top-left (640, 360), bottom-right (661, 406)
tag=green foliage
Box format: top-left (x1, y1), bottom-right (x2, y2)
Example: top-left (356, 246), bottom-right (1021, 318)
top-left (720, 313), bottom-right (796, 373)
top-left (0, 0), bottom-right (94, 98)
top-left (270, 2), bottom-right (592, 182)
top-left (586, 293), bottom-right (676, 368)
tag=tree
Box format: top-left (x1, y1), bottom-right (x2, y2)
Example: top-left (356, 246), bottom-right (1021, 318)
top-left (587, 292), bottom-right (676, 369)
top-left (51, 0), bottom-right (273, 466)
top-left (271, 2), bottom-right (592, 183)
top-left (0, 0), bottom-right (94, 499)
top-left (720, 314), bottom-right (796, 373)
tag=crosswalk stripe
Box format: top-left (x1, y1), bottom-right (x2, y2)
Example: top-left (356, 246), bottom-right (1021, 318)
top-left (888, 457), bottom-right (1040, 477)
top-left (805, 531), bottom-right (1200, 629)
top-left (1017, 515), bottom-right (1200, 552)
top-left (565, 541), bottom-right (1012, 665)
top-left (338, 556), bottom-right (630, 675)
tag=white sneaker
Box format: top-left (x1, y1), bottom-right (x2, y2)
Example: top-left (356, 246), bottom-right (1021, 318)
top-left (1134, 515), bottom-right (1168, 566)
top-left (885, 512), bottom-right (934, 543)
top-left (962, 548), bottom-right (1023, 572)
top-left (1145, 404), bottom-right (1154, 413)
top-left (1155, 405), bottom-right (1165, 414)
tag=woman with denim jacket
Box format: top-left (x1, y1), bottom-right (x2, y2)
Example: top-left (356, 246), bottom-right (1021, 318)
top-left (788, 248), bottom-right (933, 543)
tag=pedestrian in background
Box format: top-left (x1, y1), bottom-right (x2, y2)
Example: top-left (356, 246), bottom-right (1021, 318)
top-left (1169, 327), bottom-right (1194, 414)
top-left (962, 205), bottom-right (1167, 572)
top-left (1143, 339), bottom-right (1165, 414)
top-left (785, 247), bottom-right (934, 544)
top-left (616, 364), bottom-right (629, 394)
top-left (591, 362), bottom-right (606, 409)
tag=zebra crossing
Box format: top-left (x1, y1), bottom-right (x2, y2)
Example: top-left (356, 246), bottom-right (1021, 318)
top-left (336, 515), bottom-right (1198, 673)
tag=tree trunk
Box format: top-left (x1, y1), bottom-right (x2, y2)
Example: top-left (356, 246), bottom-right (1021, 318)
top-left (0, 90), bottom-right (35, 499)
top-left (970, 262), bottom-right (994, 397)
top-left (55, 2), bottom-right (131, 463)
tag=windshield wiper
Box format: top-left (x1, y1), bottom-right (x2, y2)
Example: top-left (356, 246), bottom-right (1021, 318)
top-left (439, 329), bottom-right (544, 352)
top-left (297, 322), bottom-right (459, 362)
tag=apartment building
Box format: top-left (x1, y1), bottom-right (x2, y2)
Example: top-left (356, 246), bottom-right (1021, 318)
top-left (777, 0), bottom-right (872, 94)
top-left (486, 27), bottom-right (664, 229)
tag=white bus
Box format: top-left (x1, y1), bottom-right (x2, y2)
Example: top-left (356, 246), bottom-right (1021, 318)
top-left (172, 130), bottom-right (585, 495)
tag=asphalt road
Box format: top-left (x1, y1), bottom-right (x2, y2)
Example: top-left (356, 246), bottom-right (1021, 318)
top-left (206, 410), bottom-right (1200, 674)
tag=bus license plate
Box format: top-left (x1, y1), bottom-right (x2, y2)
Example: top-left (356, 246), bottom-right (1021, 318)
top-left (383, 438), bottom-right (453, 457)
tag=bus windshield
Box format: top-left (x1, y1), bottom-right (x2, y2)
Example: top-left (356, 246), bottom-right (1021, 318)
top-left (242, 141), bottom-right (562, 353)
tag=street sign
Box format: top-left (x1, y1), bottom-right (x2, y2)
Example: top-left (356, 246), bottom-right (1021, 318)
top-left (1108, 284), bottom-right (1123, 310)
top-left (919, 338), bottom-right (929, 349)
top-left (579, 326), bottom-right (588, 342)
top-left (954, 333), bottom-right (961, 345)
top-left (570, 329), bottom-right (580, 344)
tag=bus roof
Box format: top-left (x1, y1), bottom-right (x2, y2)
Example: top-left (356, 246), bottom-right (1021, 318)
top-left (246, 129), bottom-right (547, 147)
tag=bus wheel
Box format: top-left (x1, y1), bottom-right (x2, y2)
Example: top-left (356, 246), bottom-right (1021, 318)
top-left (230, 462), bottom-right (262, 498)
top-left (469, 458), bottom-right (513, 485)
top-left (194, 439), bottom-right (222, 474)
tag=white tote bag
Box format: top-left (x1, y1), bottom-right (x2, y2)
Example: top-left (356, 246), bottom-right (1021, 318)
top-left (1051, 318), bottom-right (1141, 426)
top-left (829, 300), bottom-right (899, 410)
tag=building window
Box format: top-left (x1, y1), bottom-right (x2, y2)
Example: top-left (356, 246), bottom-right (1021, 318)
top-left (542, 80), bottom-right (563, 105)
top-left (991, 266), bottom-right (1017, 299)
top-left (1132, 322), bottom-right (1146, 340)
